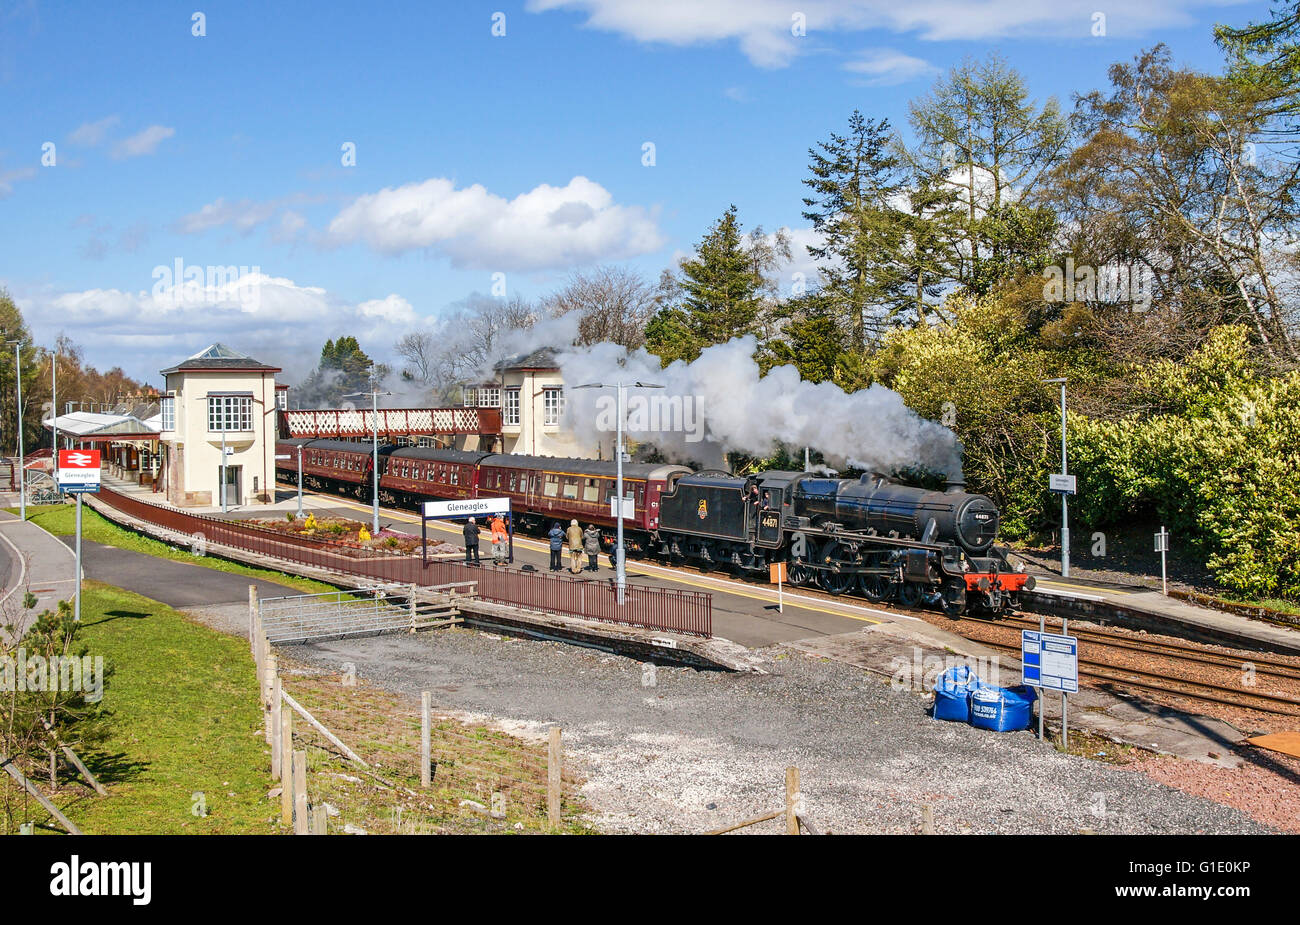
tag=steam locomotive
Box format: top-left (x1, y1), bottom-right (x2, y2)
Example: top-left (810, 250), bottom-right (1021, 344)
top-left (275, 438), bottom-right (1031, 615)
top-left (657, 470), bottom-right (1032, 615)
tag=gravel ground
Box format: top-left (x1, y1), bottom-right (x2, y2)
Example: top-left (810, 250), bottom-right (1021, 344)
top-left (278, 625), bottom-right (1274, 835)
top-left (1126, 750), bottom-right (1300, 834)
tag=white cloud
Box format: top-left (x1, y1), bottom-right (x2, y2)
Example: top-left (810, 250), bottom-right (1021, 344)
top-left (111, 125), bottom-right (175, 159)
top-left (358, 294), bottom-right (416, 324)
top-left (68, 115), bottom-right (120, 146)
top-left (528, 0), bottom-right (1230, 67)
top-left (14, 272), bottom-right (422, 386)
top-left (0, 167), bottom-right (36, 198)
top-left (175, 198), bottom-right (280, 235)
top-left (843, 48), bottom-right (938, 86)
top-left (326, 175), bottom-right (664, 270)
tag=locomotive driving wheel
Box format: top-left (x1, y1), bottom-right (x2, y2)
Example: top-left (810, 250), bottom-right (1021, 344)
top-left (816, 541), bottom-right (856, 595)
top-left (857, 572), bottom-right (895, 602)
top-left (896, 581), bottom-right (924, 609)
top-left (786, 559), bottom-right (812, 585)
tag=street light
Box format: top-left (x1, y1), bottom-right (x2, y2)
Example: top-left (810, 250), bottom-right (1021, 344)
top-left (573, 380), bottom-right (664, 605)
top-left (1043, 377), bottom-right (1070, 578)
top-left (343, 385), bottom-right (391, 536)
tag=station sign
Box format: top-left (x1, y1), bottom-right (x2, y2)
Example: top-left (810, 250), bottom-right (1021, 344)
top-left (1048, 473), bottom-right (1077, 494)
top-left (1021, 630), bottom-right (1079, 693)
top-left (610, 496), bottom-right (634, 520)
top-left (57, 449), bottom-right (102, 493)
top-left (422, 496), bottom-right (511, 518)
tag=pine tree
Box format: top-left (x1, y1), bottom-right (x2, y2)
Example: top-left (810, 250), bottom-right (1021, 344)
top-left (802, 111), bottom-right (910, 349)
top-left (645, 205), bottom-right (772, 364)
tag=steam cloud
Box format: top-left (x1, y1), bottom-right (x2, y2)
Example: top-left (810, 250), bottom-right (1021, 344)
top-left (553, 336), bottom-right (963, 478)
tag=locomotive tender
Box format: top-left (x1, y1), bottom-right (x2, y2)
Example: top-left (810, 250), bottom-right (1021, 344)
top-left (275, 438), bottom-right (1032, 615)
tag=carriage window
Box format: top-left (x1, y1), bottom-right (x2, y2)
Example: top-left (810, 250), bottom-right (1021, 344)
top-left (561, 479), bottom-right (579, 500)
top-left (509, 474), bottom-right (517, 492)
top-left (451, 469), bottom-right (459, 485)
top-left (582, 478), bottom-right (599, 503)
top-left (543, 475), bottom-right (559, 498)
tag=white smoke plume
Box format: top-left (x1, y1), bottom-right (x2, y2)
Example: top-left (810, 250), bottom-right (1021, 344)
top-left (554, 336), bottom-right (963, 478)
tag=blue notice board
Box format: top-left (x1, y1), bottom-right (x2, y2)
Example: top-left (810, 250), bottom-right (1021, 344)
top-left (1021, 630), bottom-right (1079, 693)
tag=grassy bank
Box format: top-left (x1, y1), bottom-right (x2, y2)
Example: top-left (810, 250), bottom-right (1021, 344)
top-left (37, 581), bottom-right (276, 834)
top-left (14, 503), bottom-right (336, 595)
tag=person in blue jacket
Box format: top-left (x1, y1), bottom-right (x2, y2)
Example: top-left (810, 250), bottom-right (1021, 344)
top-left (547, 522), bottom-right (564, 571)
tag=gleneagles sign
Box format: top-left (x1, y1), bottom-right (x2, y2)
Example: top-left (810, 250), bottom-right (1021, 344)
top-left (49, 856), bottom-right (151, 906)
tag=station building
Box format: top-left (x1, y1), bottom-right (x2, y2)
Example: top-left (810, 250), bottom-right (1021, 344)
top-left (462, 347), bottom-right (596, 457)
top-left (158, 343), bottom-right (281, 507)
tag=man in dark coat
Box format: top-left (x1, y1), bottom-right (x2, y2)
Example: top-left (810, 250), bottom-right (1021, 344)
top-left (547, 522), bottom-right (564, 571)
top-left (463, 516), bottom-right (480, 565)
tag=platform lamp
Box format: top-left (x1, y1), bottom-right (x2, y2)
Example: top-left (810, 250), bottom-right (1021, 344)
top-left (572, 380), bottom-right (663, 605)
top-left (1043, 377), bottom-right (1069, 579)
top-left (343, 383), bottom-right (392, 536)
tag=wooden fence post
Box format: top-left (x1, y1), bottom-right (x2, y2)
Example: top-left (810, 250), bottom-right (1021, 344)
top-left (921, 804), bottom-right (936, 835)
top-left (547, 726), bottom-right (562, 828)
top-left (263, 654), bottom-right (277, 745)
top-left (312, 807), bottom-right (327, 835)
top-left (409, 583), bottom-right (418, 633)
top-left (420, 691), bottom-right (431, 788)
top-left (293, 749), bottom-right (308, 835)
top-left (785, 766), bottom-right (800, 835)
top-left (248, 584), bottom-right (258, 657)
top-left (280, 707), bottom-right (293, 826)
top-left (271, 673), bottom-right (283, 778)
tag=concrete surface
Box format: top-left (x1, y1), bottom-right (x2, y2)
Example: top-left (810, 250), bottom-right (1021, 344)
top-left (0, 509), bottom-right (79, 635)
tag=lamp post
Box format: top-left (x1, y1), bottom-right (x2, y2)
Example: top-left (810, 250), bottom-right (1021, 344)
top-left (343, 386), bottom-right (391, 536)
top-left (296, 444), bottom-right (304, 520)
top-left (1044, 377), bottom-right (1069, 578)
top-left (573, 380), bottom-right (663, 605)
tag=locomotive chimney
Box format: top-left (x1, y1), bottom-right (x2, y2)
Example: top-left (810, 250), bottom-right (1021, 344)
top-left (944, 476), bottom-right (967, 494)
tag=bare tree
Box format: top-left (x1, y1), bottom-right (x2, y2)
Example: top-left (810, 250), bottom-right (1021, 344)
top-left (541, 265), bottom-right (658, 348)
top-left (394, 293), bottom-right (537, 401)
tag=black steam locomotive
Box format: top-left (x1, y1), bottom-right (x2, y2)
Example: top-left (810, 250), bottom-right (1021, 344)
top-left (655, 469), bottom-right (1032, 615)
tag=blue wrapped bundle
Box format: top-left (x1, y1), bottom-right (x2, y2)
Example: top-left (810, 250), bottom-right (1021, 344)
top-left (932, 665), bottom-right (983, 722)
top-left (969, 685), bottom-right (1038, 732)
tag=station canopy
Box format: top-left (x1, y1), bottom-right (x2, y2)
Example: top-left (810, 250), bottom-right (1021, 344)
top-left (41, 411), bottom-right (160, 443)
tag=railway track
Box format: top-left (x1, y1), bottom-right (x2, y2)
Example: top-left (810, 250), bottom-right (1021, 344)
top-left (993, 614), bottom-right (1300, 681)
top-left (967, 624), bottom-right (1300, 717)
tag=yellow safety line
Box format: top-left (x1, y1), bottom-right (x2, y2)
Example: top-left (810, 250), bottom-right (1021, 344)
top-left (316, 493), bottom-right (883, 625)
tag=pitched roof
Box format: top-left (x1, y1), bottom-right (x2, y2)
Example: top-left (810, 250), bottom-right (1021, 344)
top-left (160, 343), bottom-right (281, 375)
top-left (493, 347), bottom-right (559, 372)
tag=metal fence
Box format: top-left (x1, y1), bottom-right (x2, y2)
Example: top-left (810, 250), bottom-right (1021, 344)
top-left (96, 486), bottom-right (712, 637)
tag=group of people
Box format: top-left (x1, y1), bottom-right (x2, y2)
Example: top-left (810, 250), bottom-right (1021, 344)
top-left (549, 520), bottom-right (602, 573)
top-left (460, 514), bottom-right (603, 573)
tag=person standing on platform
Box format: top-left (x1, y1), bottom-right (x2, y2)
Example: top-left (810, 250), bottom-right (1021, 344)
top-left (490, 514), bottom-right (508, 565)
top-left (582, 523), bottom-right (601, 572)
top-left (548, 522), bottom-right (564, 571)
top-left (462, 517), bottom-right (481, 566)
top-left (566, 519), bottom-right (584, 574)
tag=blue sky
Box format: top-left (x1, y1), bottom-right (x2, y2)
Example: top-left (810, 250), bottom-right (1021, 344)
top-left (0, 0), bottom-right (1268, 387)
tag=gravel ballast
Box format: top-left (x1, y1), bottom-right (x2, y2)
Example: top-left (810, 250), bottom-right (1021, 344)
top-left (283, 626), bottom-right (1273, 835)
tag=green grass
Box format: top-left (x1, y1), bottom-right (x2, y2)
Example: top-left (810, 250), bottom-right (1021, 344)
top-left (43, 581), bottom-right (277, 834)
top-left (14, 503), bottom-right (337, 596)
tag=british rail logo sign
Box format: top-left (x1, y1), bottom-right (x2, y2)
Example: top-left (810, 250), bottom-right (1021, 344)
top-left (57, 449), bottom-right (102, 493)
